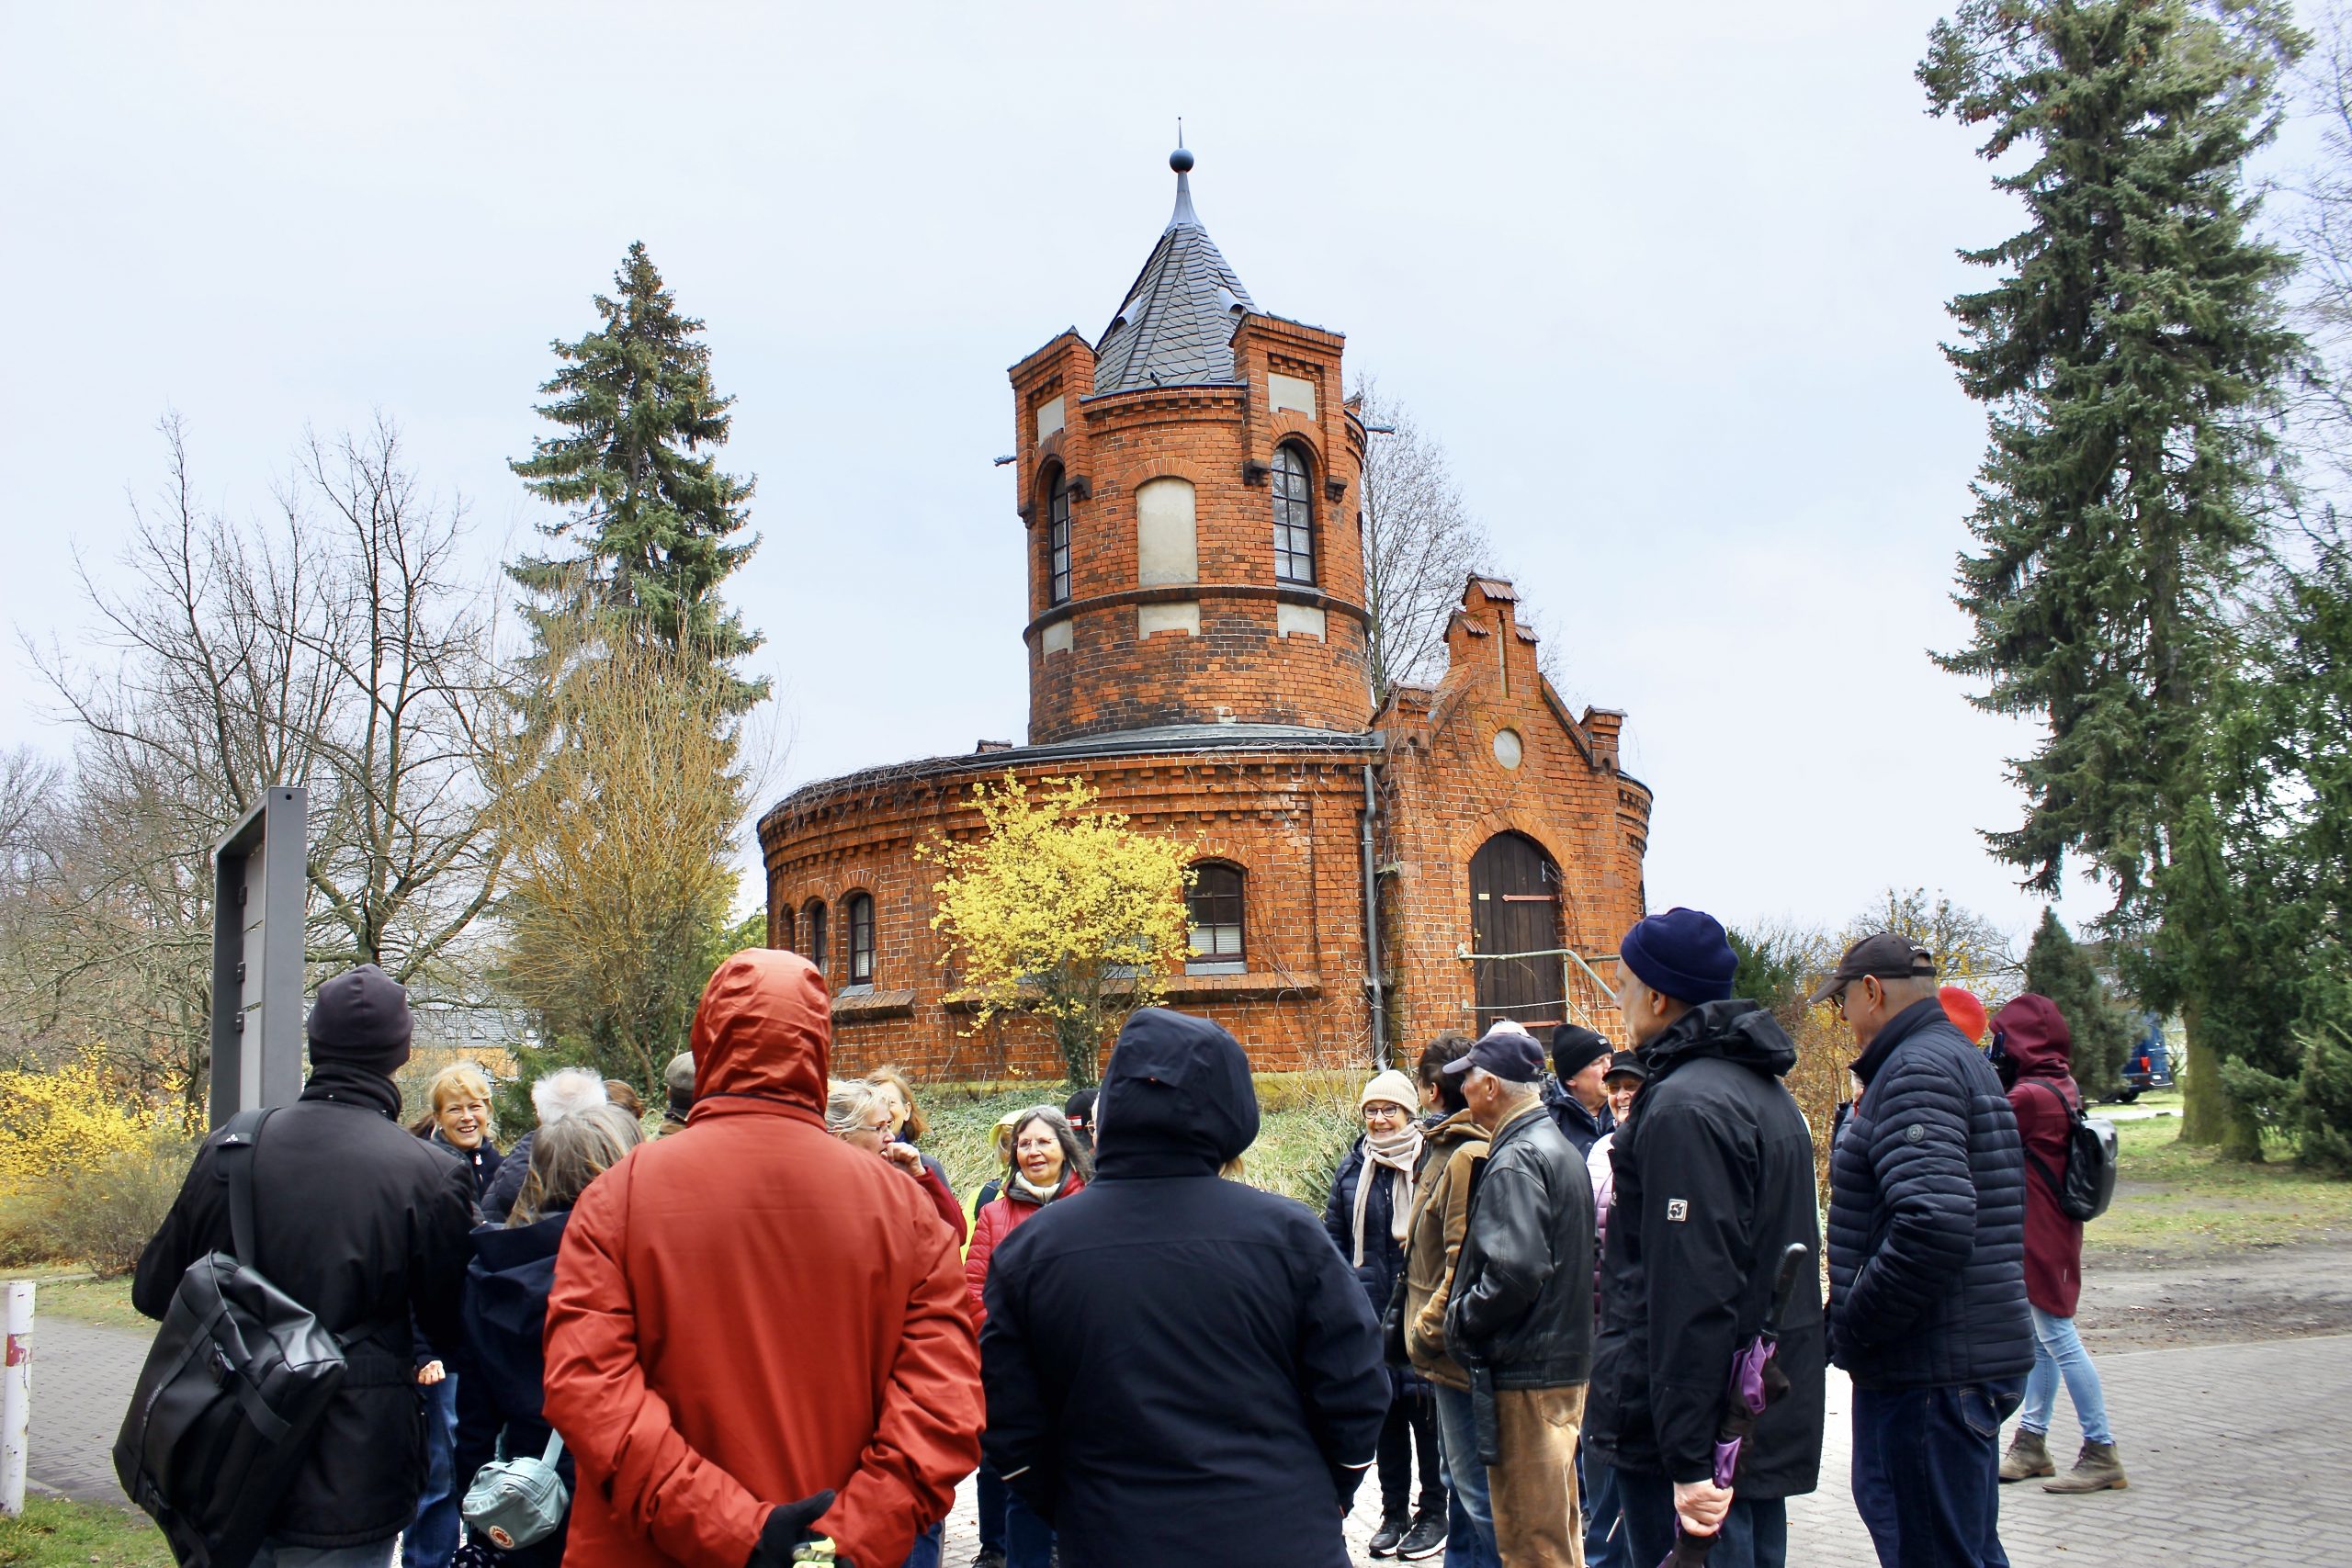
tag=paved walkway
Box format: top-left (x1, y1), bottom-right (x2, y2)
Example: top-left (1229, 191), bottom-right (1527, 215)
top-left (23, 1302), bottom-right (2352, 1562)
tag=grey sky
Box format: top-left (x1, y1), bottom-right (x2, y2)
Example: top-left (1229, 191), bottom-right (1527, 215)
top-left (1, 0), bottom-right (2128, 947)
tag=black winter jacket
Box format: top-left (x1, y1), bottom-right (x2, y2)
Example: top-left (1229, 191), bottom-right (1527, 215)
top-left (454, 1213), bottom-right (576, 1568)
top-left (1826, 998), bottom-right (2033, 1390)
top-left (1545, 1086), bottom-right (1614, 1159)
top-left (1584, 1002), bottom-right (1825, 1499)
top-left (429, 1130), bottom-right (503, 1200)
top-left (980, 1009), bottom-right (1387, 1568)
top-left (1444, 1100), bottom-right (1595, 1390)
top-left (133, 1066), bottom-right (477, 1548)
top-left (481, 1128), bottom-right (533, 1224)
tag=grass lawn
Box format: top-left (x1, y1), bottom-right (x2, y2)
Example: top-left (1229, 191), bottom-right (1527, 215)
top-left (0, 1499), bottom-right (171, 1568)
top-left (2089, 1112), bottom-right (2352, 1254)
top-left (13, 1276), bottom-right (141, 1332)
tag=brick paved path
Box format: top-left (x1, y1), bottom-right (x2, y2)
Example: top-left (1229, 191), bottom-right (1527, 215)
top-left (25, 1306), bottom-right (2352, 1562)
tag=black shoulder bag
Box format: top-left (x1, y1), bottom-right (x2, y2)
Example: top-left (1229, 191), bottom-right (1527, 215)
top-left (113, 1108), bottom-right (351, 1568)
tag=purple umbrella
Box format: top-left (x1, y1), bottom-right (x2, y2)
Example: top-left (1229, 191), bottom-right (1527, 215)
top-left (1657, 1243), bottom-right (1812, 1568)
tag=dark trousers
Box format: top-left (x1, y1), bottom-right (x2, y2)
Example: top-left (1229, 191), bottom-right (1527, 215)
top-left (407, 1378), bottom-right (459, 1568)
top-left (976, 1463), bottom-right (1006, 1553)
top-left (1850, 1382), bottom-right (2019, 1568)
top-left (1578, 1446), bottom-right (1630, 1568)
top-left (1378, 1389), bottom-right (1444, 1520)
top-left (1613, 1466), bottom-right (1786, 1568)
top-left (1004, 1488), bottom-right (1054, 1568)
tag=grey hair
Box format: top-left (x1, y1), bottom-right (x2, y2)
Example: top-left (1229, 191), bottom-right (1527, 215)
top-left (508, 1102), bottom-right (641, 1226)
top-left (532, 1066), bottom-right (609, 1128)
top-left (1009, 1105), bottom-right (1092, 1185)
top-left (826, 1078), bottom-right (884, 1137)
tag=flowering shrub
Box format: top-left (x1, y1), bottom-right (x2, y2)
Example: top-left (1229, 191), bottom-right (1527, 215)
top-left (0, 1049), bottom-right (195, 1192)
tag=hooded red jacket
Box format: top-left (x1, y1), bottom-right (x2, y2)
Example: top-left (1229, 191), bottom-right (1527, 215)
top-left (541, 950), bottom-right (982, 1568)
top-left (1994, 992), bottom-right (2085, 1317)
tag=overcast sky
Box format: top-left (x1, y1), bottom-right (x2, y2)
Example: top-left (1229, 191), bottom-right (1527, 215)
top-left (2, 0), bottom-right (2164, 947)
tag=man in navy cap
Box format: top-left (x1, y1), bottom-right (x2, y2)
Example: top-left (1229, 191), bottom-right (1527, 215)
top-left (1442, 1024), bottom-right (1595, 1567)
top-left (1583, 908), bottom-right (1825, 1568)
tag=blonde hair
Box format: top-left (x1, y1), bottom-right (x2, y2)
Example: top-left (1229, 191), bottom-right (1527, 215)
top-left (863, 1066), bottom-right (928, 1140)
top-left (509, 1103), bottom-right (641, 1226)
top-left (827, 1078), bottom-right (885, 1138)
top-left (427, 1064), bottom-right (493, 1122)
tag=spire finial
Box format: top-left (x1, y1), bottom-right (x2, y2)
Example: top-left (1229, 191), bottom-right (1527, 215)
top-left (1167, 132), bottom-right (1198, 228)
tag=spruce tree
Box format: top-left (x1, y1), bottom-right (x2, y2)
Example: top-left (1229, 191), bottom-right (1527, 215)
top-left (1920, 0), bottom-right (2305, 1146)
top-left (2022, 908), bottom-right (2133, 1101)
top-left (511, 241), bottom-right (765, 705)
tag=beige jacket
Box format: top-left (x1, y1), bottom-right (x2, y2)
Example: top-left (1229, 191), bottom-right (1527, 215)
top-left (1401, 1108), bottom-right (1488, 1392)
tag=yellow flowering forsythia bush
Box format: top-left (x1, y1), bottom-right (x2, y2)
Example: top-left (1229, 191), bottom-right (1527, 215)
top-left (0, 1050), bottom-right (197, 1276)
top-left (922, 774), bottom-right (1194, 1087)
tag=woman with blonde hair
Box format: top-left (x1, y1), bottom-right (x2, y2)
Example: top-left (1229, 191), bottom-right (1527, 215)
top-left (418, 1063), bottom-right (503, 1197)
top-left (829, 1079), bottom-right (967, 1241)
top-left (408, 1062), bottom-right (504, 1568)
top-left (455, 1104), bottom-right (642, 1568)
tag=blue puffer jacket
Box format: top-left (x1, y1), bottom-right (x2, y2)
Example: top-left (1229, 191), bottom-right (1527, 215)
top-left (1826, 998), bottom-right (2033, 1391)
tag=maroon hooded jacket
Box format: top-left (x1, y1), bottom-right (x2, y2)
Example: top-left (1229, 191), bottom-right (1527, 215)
top-left (1994, 993), bottom-right (2084, 1317)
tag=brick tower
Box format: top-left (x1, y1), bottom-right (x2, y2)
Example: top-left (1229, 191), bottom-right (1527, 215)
top-left (1008, 148), bottom-right (1373, 744)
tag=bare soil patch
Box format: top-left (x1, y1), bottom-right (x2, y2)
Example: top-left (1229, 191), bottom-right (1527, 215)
top-left (2077, 1233), bottom-right (2352, 1351)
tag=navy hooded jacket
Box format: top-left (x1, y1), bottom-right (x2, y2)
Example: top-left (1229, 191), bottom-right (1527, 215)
top-left (979, 1009), bottom-right (1388, 1568)
top-left (1826, 998), bottom-right (2033, 1390)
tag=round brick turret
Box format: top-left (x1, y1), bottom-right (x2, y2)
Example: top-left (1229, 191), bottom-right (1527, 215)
top-left (1008, 156), bottom-right (1373, 744)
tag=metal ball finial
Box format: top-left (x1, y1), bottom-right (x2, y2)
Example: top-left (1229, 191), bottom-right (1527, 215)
top-left (1170, 147), bottom-right (1195, 174)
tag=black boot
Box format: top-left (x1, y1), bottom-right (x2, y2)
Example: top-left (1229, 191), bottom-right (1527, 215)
top-left (1368, 1514), bottom-right (1409, 1557)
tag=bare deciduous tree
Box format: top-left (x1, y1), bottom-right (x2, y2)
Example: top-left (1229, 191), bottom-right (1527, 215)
top-left (1353, 380), bottom-right (1493, 705)
top-left (17, 414), bottom-right (503, 1101)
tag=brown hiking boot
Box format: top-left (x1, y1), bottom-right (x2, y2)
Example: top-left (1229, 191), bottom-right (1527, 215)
top-left (1999, 1427), bottom-right (2054, 1483)
top-left (2044, 1440), bottom-right (2129, 1493)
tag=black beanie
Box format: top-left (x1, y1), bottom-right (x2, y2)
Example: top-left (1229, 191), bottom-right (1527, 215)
top-left (1552, 1024), bottom-right (1611, 1081)
top-left (306, 964), bottom-right (413, 1076)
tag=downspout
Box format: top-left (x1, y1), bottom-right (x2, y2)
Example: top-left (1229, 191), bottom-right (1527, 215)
top-left (1360, 763), bottom-right (1389, 1068)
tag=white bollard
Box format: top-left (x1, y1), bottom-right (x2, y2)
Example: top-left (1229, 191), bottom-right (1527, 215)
top-left (1, 1280), bottom-right (30, 1517)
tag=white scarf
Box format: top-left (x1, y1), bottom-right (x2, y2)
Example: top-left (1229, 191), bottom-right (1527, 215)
top-left (1351, 1123), bottom-right (1424, 1267)
top-left (1010, 1168), bottom-right (1068, 1205)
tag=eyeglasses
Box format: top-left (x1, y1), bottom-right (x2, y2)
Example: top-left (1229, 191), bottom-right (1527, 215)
top-left (1362, 1103), bottom-right (1408, 1123)
top-left (861, 1118), bottom-right (892, 1134)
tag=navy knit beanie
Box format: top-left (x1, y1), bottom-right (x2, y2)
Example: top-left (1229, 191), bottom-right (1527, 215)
top-left (1620, 908), bottom-right (1738, 1006)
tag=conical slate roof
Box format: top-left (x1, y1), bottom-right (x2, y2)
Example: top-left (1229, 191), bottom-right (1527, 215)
top-left (1092, 152), bottom-right (1255, 394)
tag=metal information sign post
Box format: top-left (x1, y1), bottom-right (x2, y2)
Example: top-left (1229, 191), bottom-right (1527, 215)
top-left (209, 786), bottom-right (308, 1129)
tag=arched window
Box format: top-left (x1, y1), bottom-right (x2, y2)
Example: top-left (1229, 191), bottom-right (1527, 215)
top-left (775, 905), bottom-right (796, 953)
top-left (801, 899), bottom-right (828, 974)
top-left (1272, 444), bottom-right (1317, 586)
top-left (845, 892), bottom-right (876, 991)
top-left (1186, 862), bottom-right (1247, 976)
top-left (1046, 468), bottom-right (1073, 606)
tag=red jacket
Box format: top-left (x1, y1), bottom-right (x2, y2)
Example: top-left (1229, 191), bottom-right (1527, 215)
top-left (963, 1171), bottom-right (1083, 1328)
top-left (1995, 993), bottom-right (2084, 1317)
top-left (542, 950), bottom-right (982, 1568)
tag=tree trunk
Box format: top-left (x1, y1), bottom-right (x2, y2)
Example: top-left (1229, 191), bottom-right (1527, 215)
top-left (2177, 1000), bottom-right (2266, 1158)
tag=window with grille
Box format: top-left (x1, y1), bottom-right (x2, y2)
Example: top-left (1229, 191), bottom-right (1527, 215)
top-left (845, 892), bottom-right (875, 991)
top-left (1186, 863), bottom-right (1247, 976)
top-left (1272, 445), bottom-right (1317, 585)
top-left (801, 900), bottom-right (828, 973)
top-left (1046, 470), bottom-right (1073, 606)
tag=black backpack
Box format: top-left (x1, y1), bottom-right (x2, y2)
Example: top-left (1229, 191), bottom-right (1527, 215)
top-left (2021, 1079), bottom-right (2119, 1224)
top-left (114, 1108), bottom-right (350, 1568)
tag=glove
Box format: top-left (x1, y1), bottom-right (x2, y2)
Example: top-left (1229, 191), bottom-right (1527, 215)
top-left (744, 1491), bottom-right (836, 1568)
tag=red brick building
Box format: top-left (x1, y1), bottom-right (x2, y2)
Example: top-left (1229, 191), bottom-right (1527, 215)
top-left (758, 150), bottom-right (1652, 1077)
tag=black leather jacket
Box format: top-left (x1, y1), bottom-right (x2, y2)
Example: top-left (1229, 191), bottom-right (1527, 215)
top-left (1444, 1100), bottom-right (1596, 1389)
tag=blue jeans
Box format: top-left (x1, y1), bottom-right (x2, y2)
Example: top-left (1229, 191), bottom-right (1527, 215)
top-left (1851, 1381), bottom-right (2019, 1568)
top-left (407, 1377), bottom-right (460, 1568)
top-left (1430, 1382), bottom-right (1503, 1568)
top-left (1613, 1466), bottom-right (1785, 1568)
top-left (1004, 1488), bottom-right (1054, 1568)
top-left (2019, 1306), bottom-right (2112, 1445)
top-left (250, 1540), bottom-right (398, 1568)
top-left (899, 1523), bottom-right (943, 1568)
top-left (1579, 1447), bottom-right (1630, 1568)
